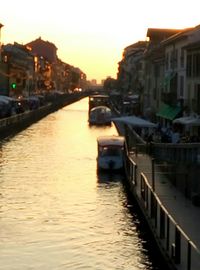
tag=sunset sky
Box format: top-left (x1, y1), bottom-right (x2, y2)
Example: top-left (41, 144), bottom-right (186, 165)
top-left (1, 0), bottom-right (200, 83)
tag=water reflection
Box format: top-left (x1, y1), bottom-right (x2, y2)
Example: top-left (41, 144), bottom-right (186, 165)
top-left (0, 98), bottom-right (167, 270)
top-left (96, 171), bottom-right (124, 184)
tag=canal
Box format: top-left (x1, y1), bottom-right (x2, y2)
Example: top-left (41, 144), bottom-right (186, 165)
top-left (0, 97), bottom-right (167, 270)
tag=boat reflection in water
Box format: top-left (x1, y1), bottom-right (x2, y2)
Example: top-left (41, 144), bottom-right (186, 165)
top-left (97, 169), bottom-right (125, 184)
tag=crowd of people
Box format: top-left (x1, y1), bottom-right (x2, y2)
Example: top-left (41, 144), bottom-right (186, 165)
top-left (142, 123), bottom-right (200, 144)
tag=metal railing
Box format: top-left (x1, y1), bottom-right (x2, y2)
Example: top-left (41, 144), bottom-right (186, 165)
top-left (124, 150), bottom-right (200, 270)
top-left (152, 142), bottom-right (200, 165)
top-left (124, 123), bottom-right (200, 165)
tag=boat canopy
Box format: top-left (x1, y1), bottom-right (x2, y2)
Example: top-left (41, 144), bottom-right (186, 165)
top-left (97, 136), bottom-right (125, 147)
top-left (90, 105), bottom-right (111, 113)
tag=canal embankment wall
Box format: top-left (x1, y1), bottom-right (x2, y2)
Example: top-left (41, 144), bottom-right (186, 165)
top-left (0, 92), bottom-right (86, 140)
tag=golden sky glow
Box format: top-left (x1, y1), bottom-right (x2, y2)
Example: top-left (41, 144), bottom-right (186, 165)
top-left (1, 0), bottom-right (200, 82)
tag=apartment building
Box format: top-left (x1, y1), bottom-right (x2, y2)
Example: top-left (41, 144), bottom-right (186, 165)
top-left (118, 25), bottom-right (200, 127)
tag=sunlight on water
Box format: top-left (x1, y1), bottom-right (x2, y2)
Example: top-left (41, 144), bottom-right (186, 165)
top-left (0, 98), bottom-right (164, 270)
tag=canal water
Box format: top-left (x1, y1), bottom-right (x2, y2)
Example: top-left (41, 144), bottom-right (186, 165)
top-left (0, 97), bottom-right (167, 270)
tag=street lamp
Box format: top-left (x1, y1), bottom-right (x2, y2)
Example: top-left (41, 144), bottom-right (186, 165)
top-left (0, 23), bottom-right (4, 62)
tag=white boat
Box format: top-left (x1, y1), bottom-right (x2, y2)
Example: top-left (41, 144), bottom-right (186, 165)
top-left (88, 106), bottom-right (112, 126)
top-left (96, 135), bottom-right (125, 171)
top-left (88, 94), bottom-right (109, 112)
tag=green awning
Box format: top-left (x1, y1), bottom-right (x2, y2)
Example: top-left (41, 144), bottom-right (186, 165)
top-left (156, 104), bottom-right (181, 121)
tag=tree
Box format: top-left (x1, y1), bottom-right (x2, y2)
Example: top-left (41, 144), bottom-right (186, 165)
top-left (104, 77), bottom-right (118, 91)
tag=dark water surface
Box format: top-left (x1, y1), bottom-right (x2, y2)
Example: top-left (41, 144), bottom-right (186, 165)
top-left (0, 98), bottom-right (166, 269)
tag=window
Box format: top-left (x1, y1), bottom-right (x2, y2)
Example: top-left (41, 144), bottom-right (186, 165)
top-left (170, 52), bottom-right (173, 69)
top-left (101, 147), bottom-right (121, 157)
top-left (154, 64), bottom-right (160, 77)
top-left (193, 53), bottom-right (200, 77)
top-left (3, 55), bottom-right (8, 63)
top-left (174, 49), bottom-right (178, 68)
top-left (165, 52), bottom-right (169, 70)
top-left (179, 75), bottom-right (184, 97)
top-left (195, 84), bottom-right (200, 114)
top-left (180, 48), bottom-right (184, 68)
top-left (186, 55), bottom-right (192, 77)
top-left (153, 87), bottom-right (157, 100)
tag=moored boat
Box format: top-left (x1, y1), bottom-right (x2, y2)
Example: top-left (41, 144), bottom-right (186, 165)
top-left (96, 135), bottom-right (125, 171)
top-left (88, 94), bottom-right (110, 112)
top-left (88, 105), bottom-right (112, 126)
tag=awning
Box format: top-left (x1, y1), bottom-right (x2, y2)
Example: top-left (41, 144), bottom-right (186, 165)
top-left (156, 104), bottom-right (181, 121)
top-left (112, 115), bottom-right (157, 128)
top-left (173, 116), bottom-right (200, 126)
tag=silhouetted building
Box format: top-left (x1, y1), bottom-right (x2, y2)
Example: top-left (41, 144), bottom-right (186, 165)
top-left (26, 37), bottom-right (57, 63)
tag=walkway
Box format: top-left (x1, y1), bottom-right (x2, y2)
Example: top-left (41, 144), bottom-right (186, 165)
top-left (130, 152), bottom-right (200, 248)
top-left (114, 121), bottom-right (200, 269)
top-left (129, 150), bottom-right (200, 270)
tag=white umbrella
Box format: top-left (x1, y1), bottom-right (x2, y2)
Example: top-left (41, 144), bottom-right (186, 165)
top-left (173, 116), bottom-right (200, 127)
top-left (112, 115), bottom-right (157, 128)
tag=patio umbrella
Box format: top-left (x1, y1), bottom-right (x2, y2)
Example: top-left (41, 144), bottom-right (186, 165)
top-left (112, 115), bottom-right (157, 128)
top-left (173, 116), bottom-right (200, 127)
